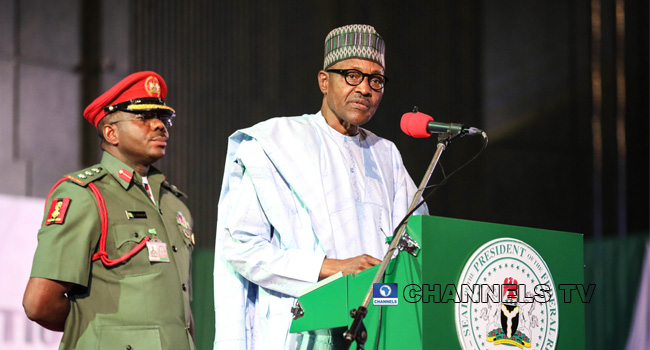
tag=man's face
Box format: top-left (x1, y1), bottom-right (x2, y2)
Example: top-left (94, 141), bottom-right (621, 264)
top-left (106, 111), bottom-right (169, 166)
top-left (319, 58), bottom-right (385, 135)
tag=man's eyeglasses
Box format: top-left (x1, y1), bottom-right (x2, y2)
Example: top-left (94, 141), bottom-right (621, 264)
top-left (326, 69), bottom-right (388, 91)
top-left (109, 111), bottom-right (175, 128)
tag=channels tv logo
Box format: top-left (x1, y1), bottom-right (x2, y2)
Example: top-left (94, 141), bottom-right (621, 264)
top-left (373, 283), bottom-right (398, 306)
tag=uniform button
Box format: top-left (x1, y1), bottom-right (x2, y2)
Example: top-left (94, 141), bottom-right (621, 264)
top-left (134, 232), bottom-right (139, 238)
top-left (182, 283), bottom-right (187, 291)
top-left (126, 346), bottom-right (132, 350)
top-left (159, 209), bottom-right (163, 215)
top-left (173, 245), bottom-right (178, 252)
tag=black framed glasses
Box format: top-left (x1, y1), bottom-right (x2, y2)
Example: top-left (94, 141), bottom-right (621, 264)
top-left (109, 111), bottom-right (175, 128)
top-left (326, 69), bottom-right (388, 91)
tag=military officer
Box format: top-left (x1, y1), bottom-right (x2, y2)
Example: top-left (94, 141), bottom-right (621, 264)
top-left (23, 71), bottom-right (196, 350)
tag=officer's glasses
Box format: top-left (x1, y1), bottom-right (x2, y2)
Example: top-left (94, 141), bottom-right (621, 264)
top-left (325, 69), bottom-right (388, 91)
top-left (109, 111), bottom-right (175, 128)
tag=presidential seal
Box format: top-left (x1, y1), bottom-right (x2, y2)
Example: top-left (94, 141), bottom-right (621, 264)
top-left (455, 238), bottom-right (559, 350)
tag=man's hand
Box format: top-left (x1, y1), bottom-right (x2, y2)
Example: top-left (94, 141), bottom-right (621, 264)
top-left (23, 277), bottom-right (73, 332)
top-left (319, 254), bottom-right (382, 280)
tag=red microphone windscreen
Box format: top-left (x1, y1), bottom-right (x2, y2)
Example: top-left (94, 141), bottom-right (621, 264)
top-left (400, 112), bottom-right (434, 138)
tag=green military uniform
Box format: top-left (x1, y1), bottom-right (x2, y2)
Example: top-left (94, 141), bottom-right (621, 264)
top-left (30, 151), bottom-right (195, 350)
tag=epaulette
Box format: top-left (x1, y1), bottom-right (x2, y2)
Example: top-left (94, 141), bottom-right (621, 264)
top-left (162, 180), bottom-right (188, 198)
top-left (64, 165), bottom-right (107, 187)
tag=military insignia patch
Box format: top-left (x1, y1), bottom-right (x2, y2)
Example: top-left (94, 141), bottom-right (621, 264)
top-left (118, 169), bottom-right (133, 183)
top-left (45, 198), bottom-right (71, 225)
top-left (144, 76), bottom-right (161, 97)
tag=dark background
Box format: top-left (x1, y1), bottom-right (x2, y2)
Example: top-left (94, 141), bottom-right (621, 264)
top-left (119, 1), bottom-right (647, 244)
top-left (0, 1), bottom-right (647, 349)
top-left (2, 0), bottom-right (646, 243)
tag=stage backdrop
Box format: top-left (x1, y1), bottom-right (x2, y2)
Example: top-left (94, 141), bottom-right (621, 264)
top-left (0, 194), bottom-right (61, 349)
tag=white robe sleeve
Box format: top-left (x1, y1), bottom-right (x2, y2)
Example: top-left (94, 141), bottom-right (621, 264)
top-left (222, 139), bottom-right (326, 297)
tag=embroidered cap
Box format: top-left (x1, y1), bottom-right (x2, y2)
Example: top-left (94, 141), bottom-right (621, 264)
top-left (83, 71), bottom-right (175, 126)
top-left (323, 24), bottom-right (386, 70)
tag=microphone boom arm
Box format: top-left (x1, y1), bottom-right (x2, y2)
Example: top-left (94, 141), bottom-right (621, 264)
top-left (342, 136), bottom-right (449, 349)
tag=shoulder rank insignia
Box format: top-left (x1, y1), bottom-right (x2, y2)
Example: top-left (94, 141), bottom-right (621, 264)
top-left (65, 165), bottom-right (105, 187)
top-left (45, 198), bottom-right (71, 225)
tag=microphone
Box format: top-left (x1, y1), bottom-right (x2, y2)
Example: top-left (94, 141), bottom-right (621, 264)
top-left (400, 110), bottom-right (483, 138)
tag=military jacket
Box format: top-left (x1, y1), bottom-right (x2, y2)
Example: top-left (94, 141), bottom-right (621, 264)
top-left (30, 152), bottom-right (195, 350)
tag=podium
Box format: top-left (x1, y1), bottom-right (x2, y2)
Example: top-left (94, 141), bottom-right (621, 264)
top-left (290, 215), bottom-right (585, 349)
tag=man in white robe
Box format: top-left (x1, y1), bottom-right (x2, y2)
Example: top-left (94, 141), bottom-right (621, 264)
top-left (213, 24), bottom-right (428, 350)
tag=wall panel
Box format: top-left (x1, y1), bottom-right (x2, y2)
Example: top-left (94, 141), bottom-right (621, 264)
top-left (130, 1), bottom-right (485, 248)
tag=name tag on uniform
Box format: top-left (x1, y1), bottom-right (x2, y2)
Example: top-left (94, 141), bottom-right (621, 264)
top-left (125, 210), bottom-right (147, 219)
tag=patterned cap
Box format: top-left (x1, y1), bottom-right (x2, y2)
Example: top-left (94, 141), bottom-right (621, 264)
top-left (323, 24), bottom-right (385, 70)
top-left (83, 71), bottom-right (175, 127)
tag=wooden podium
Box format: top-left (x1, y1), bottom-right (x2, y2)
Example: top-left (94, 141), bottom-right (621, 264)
top-left (290, 215), bottom-right (585, 349)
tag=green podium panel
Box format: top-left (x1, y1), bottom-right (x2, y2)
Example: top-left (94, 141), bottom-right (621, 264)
top-left (291, 215), bottom-right (585, 350)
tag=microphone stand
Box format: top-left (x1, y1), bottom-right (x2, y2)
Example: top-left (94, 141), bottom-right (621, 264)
top-left (342, 132), bottom-right (457, 350)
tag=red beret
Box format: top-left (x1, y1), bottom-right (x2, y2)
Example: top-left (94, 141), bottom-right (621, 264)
top-left (83, 71), bottom-right (175, 126)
